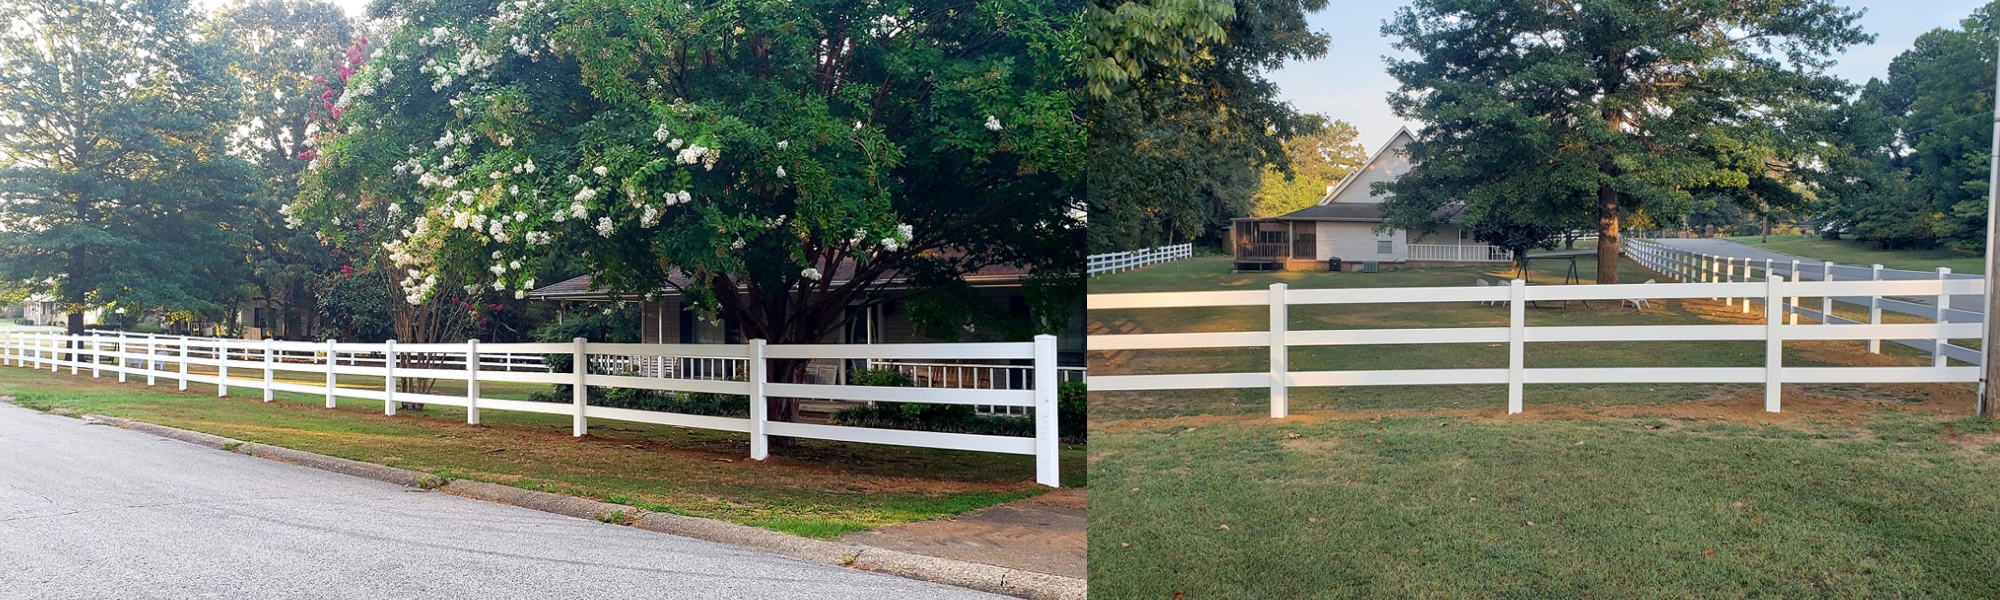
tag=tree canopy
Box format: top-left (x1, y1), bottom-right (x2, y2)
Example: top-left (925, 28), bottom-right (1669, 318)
top-left (1084, 0), bottom-right (1328, 253)
top-left (1250, 116), bottom-right (1364, 217)
top-left (1378, 0), bottom-right (1869, 283)
top-left (0, 0), bottom-right (257, 331)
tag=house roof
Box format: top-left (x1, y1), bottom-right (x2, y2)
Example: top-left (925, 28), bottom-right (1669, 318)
top-left (1266, 202), bottom-right (1386, 222)
top-left (1317, 127), bottom-right (1417, 207)
top-left (530, 260), bottom-right (1035, 302)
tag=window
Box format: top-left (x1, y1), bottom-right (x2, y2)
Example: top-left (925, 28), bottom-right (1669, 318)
top-left (1458, 228), bottom-right (1470, 241)
top-left (1376, 230), bottom-right (1394, 255)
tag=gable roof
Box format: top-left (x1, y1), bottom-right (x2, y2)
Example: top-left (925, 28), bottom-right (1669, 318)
top-left (1315, 127), bottom-right (1417, 207)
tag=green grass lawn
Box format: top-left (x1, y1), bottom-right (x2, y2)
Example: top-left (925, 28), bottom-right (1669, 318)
top-left (1722, 234), bottom-right (1985, 274)
top-left (1088, 255), bottom-right (1998, 597)
top-left (0, 366), bottom-right (1083, 539)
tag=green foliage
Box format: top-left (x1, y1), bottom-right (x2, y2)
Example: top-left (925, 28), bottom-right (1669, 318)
top-left (1810, 3), bottom-right (1999, 251)
top-left (1058, 380), bottom-right (1085, 440)
top-left (0, 0), bottom-right (260, 331)
top-left (293, 0), bottom-right (1084, 351)
top-left (315, 269), bottom-right (397, 342)
top-left (1250, 117), bottom-right (1366, 217)
top-left (1378, 0), bottom-right (1869, 283)
top-left (1087, 0), bottom-right (1331, 252)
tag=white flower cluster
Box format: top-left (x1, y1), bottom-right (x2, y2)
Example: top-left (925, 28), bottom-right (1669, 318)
top-left (777, 140), bottom-right (789, 150)
top-left (639, 204), bottom-right (661, 228)
top-left (675, 145), bottom-right (717, 170)
top-left (592, 165), bottom-right (607, 177)
top-left (653, 123), bottom-right (671, 143)
top-left (574, 186), bottom-right (596, 202)
top-left (801, 267), bottom-right (822, 281)
top-left (665, 190), bottom-right (692, 205)
top-left (775, 166), bottom-right (786, 178)
top-left (985, 115), bottom-right (1003, 131)
top-left (525, 230), bottom-right (554, 245)
top-left (278, 203), bottom-right (302, 229)
top-left (399, 271), bottom-right (440, 305)
top-left (595, 217), bottom-right (615, 237)
top-left (511, 157), bottom-right (535, 173)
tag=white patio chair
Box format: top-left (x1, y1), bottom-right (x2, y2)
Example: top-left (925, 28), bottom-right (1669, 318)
top-left (1625, 279), bottom-right (1655, 311)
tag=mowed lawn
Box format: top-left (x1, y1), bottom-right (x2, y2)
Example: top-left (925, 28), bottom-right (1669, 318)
top-left (1723, 234), bottom-right (1985, 274)
top-left (1088, 255), bottom-right (2000, 598)
top-left (0, 365), bottom-right (1083, 539)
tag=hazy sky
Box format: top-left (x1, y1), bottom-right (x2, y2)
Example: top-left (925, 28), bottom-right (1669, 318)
top-left (1267, 0), bottom-right (1994, 152)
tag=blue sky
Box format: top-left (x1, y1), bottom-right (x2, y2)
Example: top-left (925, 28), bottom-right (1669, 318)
top-left (1267, 0), bottom-right (1994, 151)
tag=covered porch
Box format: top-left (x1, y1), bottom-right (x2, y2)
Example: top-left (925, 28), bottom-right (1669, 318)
top-left (1231, 219), bottom-right (1318, 271)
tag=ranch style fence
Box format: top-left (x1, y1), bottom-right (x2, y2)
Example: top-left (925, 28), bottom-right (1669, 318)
top-left (1088, 243), bottom-right (1194, 276)
top-left (1087, 276), bottom-right (1981, 418)
top-left (1625, 239), bottom-right (1982, 364)
top-left (1, 331), bottom-right (1065, 487)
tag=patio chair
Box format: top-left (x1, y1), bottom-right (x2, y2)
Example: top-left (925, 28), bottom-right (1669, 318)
top-left (1625, 279), bottom-right (1656, 311)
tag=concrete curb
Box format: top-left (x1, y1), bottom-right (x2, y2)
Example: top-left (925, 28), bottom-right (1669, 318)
top-left (71, 412), bottom-right (1084, 599)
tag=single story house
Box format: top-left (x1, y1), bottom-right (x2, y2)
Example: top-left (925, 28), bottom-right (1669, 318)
top-left (1232, 127), bottom-right (1512, 270)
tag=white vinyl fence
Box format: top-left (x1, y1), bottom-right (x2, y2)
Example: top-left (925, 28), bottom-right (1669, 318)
top-left (1087, 278), bottom-right (1981, 417)
top-left (1407, 244), bottom-right (1513, 263)
top-left (1625, 239), bottom-right (1983, 364)
top-left (3, 331), bottom-right (1064, 487)
top-left (1089, 243), bottom-right (1194, 276)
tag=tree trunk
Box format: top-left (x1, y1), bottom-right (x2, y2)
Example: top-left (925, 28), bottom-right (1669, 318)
top-left (66, 311), bottom-right (83, 335)
top-left (767, 357), bottom-right (809, 448)
top-left (1595, 182), bottom-right (1621, 284)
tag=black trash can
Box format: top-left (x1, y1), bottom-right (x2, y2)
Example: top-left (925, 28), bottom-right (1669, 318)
top-left (1328, 257), bottom-right (1342, 272)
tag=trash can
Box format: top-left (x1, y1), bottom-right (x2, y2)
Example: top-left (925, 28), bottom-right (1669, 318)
top-left (1328, 258), bottom-right (1342, 272)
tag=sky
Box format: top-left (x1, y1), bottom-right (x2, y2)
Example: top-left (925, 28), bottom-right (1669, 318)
top-left (1266, 0), bottom-right (1995, 152)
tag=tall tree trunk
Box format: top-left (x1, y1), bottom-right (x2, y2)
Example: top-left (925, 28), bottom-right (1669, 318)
top-left (767, 358), bottom-right (809, 448)
top-left (1596, 182), bottom-right (1621, 284)
top-left (66, 312), bottom-right (83, 335)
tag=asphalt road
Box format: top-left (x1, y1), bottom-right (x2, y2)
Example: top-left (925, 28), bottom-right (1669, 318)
top-left (0, 403), bottom-right (1002, 600)
top-left (1653, 238), bottom-right (1986, 315)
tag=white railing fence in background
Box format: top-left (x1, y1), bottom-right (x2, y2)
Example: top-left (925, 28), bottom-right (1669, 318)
top-left (3, 332), bottom-right (1065, 487)
top-left (1407, 244), bottom-right (1514, 263)
top-left (1087, 277), bottom-right (1980, 418)
top-left (1624, 239), bottom-right (1983, 364)
top-left (1089, 243), bottom-right (1194, 276)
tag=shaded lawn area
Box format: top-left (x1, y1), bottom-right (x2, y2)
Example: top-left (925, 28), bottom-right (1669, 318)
top-left (1088, 255), bottom-right (1997, 597)
top-left (0, 366), bottom-right (1083, 539)
top-left (1722, 234), bottom-right (1984, 274)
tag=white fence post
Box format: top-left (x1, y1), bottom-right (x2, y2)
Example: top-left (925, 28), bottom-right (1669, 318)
top-left (1936, 267), bottom-right (1951, 368)
top-left (325, 339), bottom-right (338, 408)
top-left (466, 339), bottom-right (481, 425)
top-left (142, 334), bottom-right (155, 386)
top-left (68, 334), bottom-right (77, 375)
top-left (1508, 279), bottom-right (1526, 414)
top-left (1869, 264), bottom-right (1883, 353)
top-left (1268, 283), bottom-right (1288, 419)
top-left (572, 337), bottom-right (588, 437)
top-left (1757, 259), bottom-right (1771, 315)
top-left (1821, 262), bottom-right (1834, 324)
top-left (178, 335), bottom-right (189, 390)
top-left (1800, 258), bottom-right (1816, 324)
top-left (384, 339), bottom-right (397, 415)
top-left (1724, 258), bottom-right (1736, 306)
top-left (748, 339), bottom-right (768, 460)
top-left (117, 336), bottom-right (129, 383)
top-left (90, 332), bottom-right (100, 379)
top-left (1033, 334), bottom-right (1060, 487)
top-left (217, 339), bottom-right (229, 397)
top-left (1766, 274), bottom-right (1784, 413)
top-left (263, 338), bottom-right (275, 402)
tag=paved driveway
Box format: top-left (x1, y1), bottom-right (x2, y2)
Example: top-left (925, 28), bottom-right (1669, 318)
top-left (0, 403), bottom-right (1003, 600)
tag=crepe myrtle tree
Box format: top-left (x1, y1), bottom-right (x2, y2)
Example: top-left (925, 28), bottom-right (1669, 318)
top-left (291, 0), bottom-right (1084, 434)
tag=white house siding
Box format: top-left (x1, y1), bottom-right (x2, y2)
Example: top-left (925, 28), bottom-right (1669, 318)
top-left (1412, 225), bottom-right (1470, 245)
top-left (1324, 132), bottom-right (1413, 205)
top-left (1316, 222), bottom-right (1407, 262)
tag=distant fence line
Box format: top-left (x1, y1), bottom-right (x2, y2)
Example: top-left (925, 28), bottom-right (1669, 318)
top-left (1088, 243), bottom-right (1194, 276)
top-left (1087, 275), bottom-right (1979, 418)
top-left (4, 331), bottom-right (1065, 487)
top-left (1625, 239), bottom-right (1981, 364)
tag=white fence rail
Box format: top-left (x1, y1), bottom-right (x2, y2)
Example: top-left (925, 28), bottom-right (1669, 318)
top-left (1407, 244), bottom-right (1513, 263)
top-left (1087, 277), bottom-right (1981, 417)
top-left (1089, 243), bottom-right (1194, 275)
top-left (3, 332), bottom-right (1065, 487)
top-left (1625, 239), bottom-right (1983, 364)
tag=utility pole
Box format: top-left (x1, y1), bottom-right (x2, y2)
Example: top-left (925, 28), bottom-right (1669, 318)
top-left (1981, 32), bottom-right (2000, 417)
